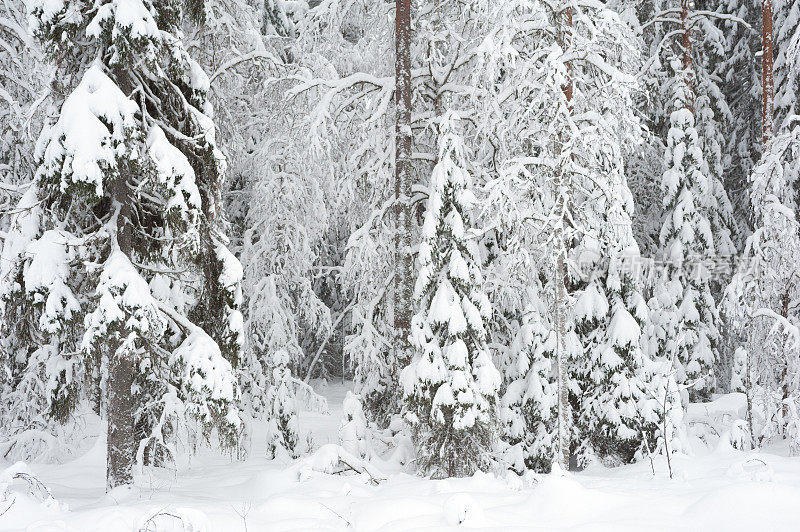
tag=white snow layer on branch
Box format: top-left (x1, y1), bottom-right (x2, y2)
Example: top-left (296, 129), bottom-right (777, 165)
top-left (37, 65), bottom-right (138, 198)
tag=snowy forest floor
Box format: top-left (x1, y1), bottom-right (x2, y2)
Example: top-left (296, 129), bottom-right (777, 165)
top-left (3, 383), bottom-right (800, 531)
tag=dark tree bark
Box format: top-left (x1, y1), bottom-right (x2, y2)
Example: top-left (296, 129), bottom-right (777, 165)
top-left (394, 0), bottom-right (413, 367)
top-left (105, 311), bottom-right (135, 491)
top-left (681, 0), bottom-right (694, 114)
top-left (106, 169), bottom-right (136, 492)
top-left (105, 68), bottom-right (136, 491)
top-left (762, 0), bottom-right (774, 145)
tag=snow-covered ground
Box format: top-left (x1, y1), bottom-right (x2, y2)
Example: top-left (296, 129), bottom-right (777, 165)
top-left (3, 383), bottom-right (800, 531)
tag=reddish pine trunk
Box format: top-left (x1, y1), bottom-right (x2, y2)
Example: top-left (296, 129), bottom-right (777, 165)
top-left (762, 0), bottom-right (774, 145)
top-left (562, 6), bottom-right (573, 107)
top-left (394, 0), bottom-right (413, 364)
top-left (681, 0), bottom-right (694, 114)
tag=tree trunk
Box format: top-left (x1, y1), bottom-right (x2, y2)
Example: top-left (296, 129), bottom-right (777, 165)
top-left (762, 0), bottom-right (774, 145)
top-left (681, 0), bottom-right (694, 114)
top-left (394, 0), bottom-right (413, 367)
top-left (554, 251), bottom-right (570, 470)
top-left (562, 5), bottom-right (573, 106)
top-left (745, 345), bottom-right (755, 449)
top-left (106, 174), bottom-right (136, 491)
top-left (781, 287), bottom-right (790, 433)
top-left (106, 67), bottom-right (136, 491)
top-left (554, 2), bottom-right (574, 471)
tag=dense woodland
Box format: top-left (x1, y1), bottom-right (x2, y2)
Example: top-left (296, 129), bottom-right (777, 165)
top-left (0, 0), bottom-right (799, 490)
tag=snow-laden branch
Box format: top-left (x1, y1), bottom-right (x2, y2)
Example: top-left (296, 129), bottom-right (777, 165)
top-left (561, 51), bottom-right (634, 85)
top-left (641, 9), bottom-right (753, 32)
top-left (288, 72), bottom-right (393, 98)
top-left (0, 16), bottom-right (35, 49)
top-left (208, 50), bottom-right (282, 86)
top-left (752, 308), bottom-right (800, 349)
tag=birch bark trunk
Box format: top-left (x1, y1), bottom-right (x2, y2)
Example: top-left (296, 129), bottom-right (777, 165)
top-left (555, 2), bottom-right (574, 471)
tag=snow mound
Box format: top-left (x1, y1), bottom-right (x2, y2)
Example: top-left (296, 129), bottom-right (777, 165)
top-left (443, 493), bottom-right (481, 526)
top-left (293, 444), bottom-right (386, 485)
top-left (0, 462), bottom-right (66, 529)
top-left (135, 507), bottom-right (211, 532)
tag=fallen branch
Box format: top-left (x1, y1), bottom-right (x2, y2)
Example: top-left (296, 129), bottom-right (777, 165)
top-left (12, 472), bottom-right (54, 503)
top-left (296, 444), bottom-right (387, 486)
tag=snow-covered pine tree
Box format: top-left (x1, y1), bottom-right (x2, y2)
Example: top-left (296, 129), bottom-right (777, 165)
top-left (725, 14), bottom-right (800, 452)
top-left (656, 57), bottom-right (719, 403)
top-left (1, 0), bottom-right (243, 489)
top-left (401, 111), bottom-right (500, 478)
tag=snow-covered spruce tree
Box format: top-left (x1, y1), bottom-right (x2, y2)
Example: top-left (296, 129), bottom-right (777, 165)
top-left (265, 348), bottom-right (299, 458)
top-left (0, 187), bottom-right (83, 461)
top-left (290, 0), bottom-right (495, 429)
top-left (573, 245), bottom-right (658, 466)
top-left (715, 0), bottom-right (761, 231)
top-left (692, 3), bottom-right (741, 391)
top-left (628, 1), bottom-right (741, 394)
top-left (614, 0), bottom-right (674, 257)
top-left (469, 0), bottom-right (661, 469)
top-left (339, 391), bottom-right (370, 459)
top-left (656, 58), bottom-right (719, 403)
top-left (566, 71), bottom-right (660, 464)
top-left (542, 2), bottom-right (660, 467)
top-left (468, 0), bottom-right (573, 472)
top-left (694, 41), bottom-right (737, 266)
top-left (401, 112), bottom-right (500, 478)
top-left (498, 290), bottom-right (557, 473)
top-left (3, 0), bottom-right (244, 489)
